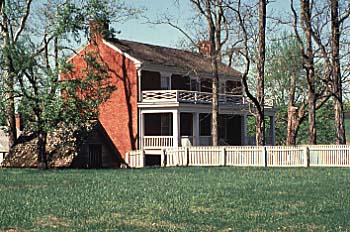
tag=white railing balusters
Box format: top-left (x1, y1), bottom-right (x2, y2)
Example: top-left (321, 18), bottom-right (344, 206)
top-left (143, 136), bottom-right (173, 148)
top-left (141, 90), bottom-right (275, 106)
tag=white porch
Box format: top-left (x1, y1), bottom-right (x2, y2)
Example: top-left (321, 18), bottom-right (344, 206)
top-left (138, 108), bottom-right (276, 153)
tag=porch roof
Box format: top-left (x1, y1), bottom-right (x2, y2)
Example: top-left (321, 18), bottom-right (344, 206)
top-left (105, 38), bottom-right (242, 78)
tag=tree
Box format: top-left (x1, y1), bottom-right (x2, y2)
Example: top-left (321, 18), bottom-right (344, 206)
top-left (255, 0), bottom-right (267, 145)
top-left (265, 35), bottom-right (306, 145)
top-left (291, 0), bottom-right (349, 144)
top-left (0, 0), bottom-right (33, 149)
top-left (0, 83), bottom-right (5, 126)
top-left (187, 0), bottom-right (229, 146)
top-left (290, 0), bottom-right (328, 144)
top-left (265, 34), bottom-right (335, 145)
top-left (330, 0), bottom-right (350, 144)
top-left (3, 0), bottom-right (139, 169)
top-left (226, 0), bottom-right (267, 145)
top-left (161, 0), bottom-right (230, 146)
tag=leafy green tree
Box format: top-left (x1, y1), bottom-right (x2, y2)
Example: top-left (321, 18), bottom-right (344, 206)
top-left (0, 0), bottom-right (33, 148)
top-left (265, 34), bottom-right (334, 145)
top-left (2, 0), bottom-right (138, 169)
top-left (265, 35), bottom-right (306, 145)
top-left (0, 83), bottom-right (5, 126)
top-left (296, 102), bottom-right (335, 144)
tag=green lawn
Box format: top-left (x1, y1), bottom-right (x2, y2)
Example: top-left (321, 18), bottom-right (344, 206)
top-left (0, 167), bottom-right (349, 231)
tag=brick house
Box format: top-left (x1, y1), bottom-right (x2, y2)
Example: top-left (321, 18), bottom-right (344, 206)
top-left (67, 22), bottom-right (276, 168)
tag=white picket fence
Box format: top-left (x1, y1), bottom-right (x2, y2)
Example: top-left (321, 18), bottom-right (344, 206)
top-left (125, 145), bottom-right (350, 168)
top-left (309, 145), bottom-right (350, 167)
top-left (125, 150), bottom-right (144, 168)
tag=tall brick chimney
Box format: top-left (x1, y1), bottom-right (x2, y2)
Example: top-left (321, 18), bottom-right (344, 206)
top-left (198, 41), bottom-right (211, 55)
top-left (89, 20), bottom-right (109, 42)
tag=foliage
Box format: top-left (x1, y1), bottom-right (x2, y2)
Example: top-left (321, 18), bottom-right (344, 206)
top-left (0, 84), bottom-right (5, 126)
top-left (296, 102), bottom-right (336, 144)
top-left (264, 34), bottom-right (335, 145)
top-left (0, 0), bottom-right (140, 167)
top-left (17, 51), bottom-right (115, 134)
top-left (264, 34), bottom-right (305, 105)
top-left (0, 167), bottom-right (350, 231)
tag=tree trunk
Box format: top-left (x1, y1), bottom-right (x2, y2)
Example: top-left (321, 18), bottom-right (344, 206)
top-left (301, 0), bottom-right (316, 144)
top-left (331, 0), bottom-right (346, 144)
top-left (4, 70), bottom-right (17, 149)
top-left (286, 72), bottom-right (297, 145)
top-left (286, 110), bottom-right (296, 145)
top-left (287, 111), bottom-right (304, 145)
top-left (255, 0), bottom-right (267, 145)
top-left (37, 130), bottom-right (48, 169)
top-left (2, 2), bottom-right (17, 149)
top-left (211, 58), bottom-right (219, 146)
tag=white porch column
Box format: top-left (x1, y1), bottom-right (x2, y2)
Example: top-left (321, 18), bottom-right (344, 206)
top-left (139, 112), bottom-right (145, 149)
top-left (270, 116), bottom-right (275, 145)
top-left (193, 112), bottom-right (200, 146)
top-left (172, 110), bottom-right (180, 147)
top-left (241, 114), bottom-right (247, 145)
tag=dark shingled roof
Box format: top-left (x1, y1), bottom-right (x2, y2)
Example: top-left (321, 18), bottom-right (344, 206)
top-left (105, 38), bottom-right (242, 77)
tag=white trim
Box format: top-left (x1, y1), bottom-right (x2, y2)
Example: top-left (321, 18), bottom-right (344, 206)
top-left (66, 43), bottom-right (89, 63)
top-left (102, 39), bottom-right (142, 66)
top-left (137, 67), bottom-right (143, 102)
top-left (172, 110), bottom-right (180, 147)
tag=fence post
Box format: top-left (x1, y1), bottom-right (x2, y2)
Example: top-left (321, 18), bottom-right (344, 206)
top-left (221, 147), bottom-right (226, 166)
top-left (186, 147), bottom-right (190, 166)
top-left (263, 146), bottom-right (268, 167)
top-left (161, 149), bottom-right (167, 167)
top-left (304, 146), bottom-right (310, 167)
top-left (348, 146), bottom-right (350, 167)
top-left (142, 150), bottom-right (145, 168)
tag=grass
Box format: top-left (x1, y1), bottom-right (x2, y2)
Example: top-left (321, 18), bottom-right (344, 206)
top-left (0, 167), bottom-right (349, 231)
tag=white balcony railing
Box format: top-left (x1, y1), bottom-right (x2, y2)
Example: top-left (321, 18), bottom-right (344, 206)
top-left (142, 90), bottom-right (245, 105)
top-left (142, 90), bottom-right (274, 107)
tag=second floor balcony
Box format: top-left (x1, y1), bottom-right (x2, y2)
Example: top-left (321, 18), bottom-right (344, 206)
top-left (141, 90), bottom-right (274, 107)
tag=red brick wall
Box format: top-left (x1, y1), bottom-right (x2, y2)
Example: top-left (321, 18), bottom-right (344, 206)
top-left (65, 38), bottom-right (138, 160)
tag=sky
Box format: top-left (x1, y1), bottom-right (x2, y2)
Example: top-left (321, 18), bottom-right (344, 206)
top-left (114, 0), bottom-right (192, 47)
top-left (113, 0), bottom-right (289, 48)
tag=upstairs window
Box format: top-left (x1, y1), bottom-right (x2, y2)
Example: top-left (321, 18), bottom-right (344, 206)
top-left (225, 80), bottom-right (242, 95)
top-left (141, 70), bottom-right (161, 91)
top-left (161, 76), bottom-right (170, 90)
top-left (200, 79), bottom-right (212, 93)
top-left (171, 75), bottom-right (191, 90)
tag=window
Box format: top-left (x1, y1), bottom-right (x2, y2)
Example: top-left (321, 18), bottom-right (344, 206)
top-left (190, 79), bottom-right (198, 91)
top-left (161, 76), bottom-right (170, 90)
top-left (144, 113), bottom-right (172, 136)
top-left (161, 114), bottom-right (172, 135)
top-left (141, 70), bottom-right (161, 90)
top-left (200, 79), bottom-right (212, 93)
top-left (200, 113), bottom-right (211, 136)
top-left (225, 80), bottom-right (242, 95)
top-left (171, 75), bottom-right (190, 90)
